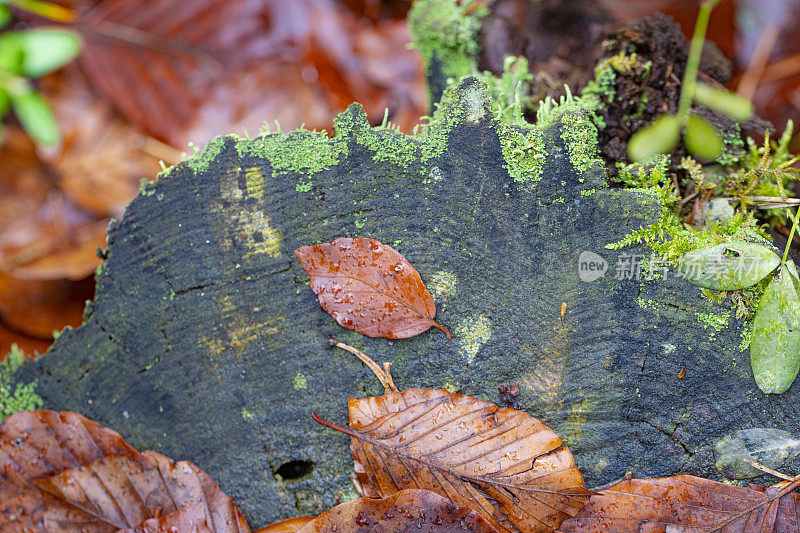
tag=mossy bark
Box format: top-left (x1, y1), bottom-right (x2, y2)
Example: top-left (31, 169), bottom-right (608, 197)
top-left (16, 78), bottom-right (800, 527)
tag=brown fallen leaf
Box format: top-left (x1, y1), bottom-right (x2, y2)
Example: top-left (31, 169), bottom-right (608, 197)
top-left (253, 516), bottom-right (315, 533)
top-left (0, 410), bottom-right (249, 532)
top-left (295, 237), bottom-right (450, 339)
top-left (259, 489), bottom-right (498, 533)
top-left (313, 388), bottom-right (589, 533)
top-left (558, 474), bottom-right (800, 532)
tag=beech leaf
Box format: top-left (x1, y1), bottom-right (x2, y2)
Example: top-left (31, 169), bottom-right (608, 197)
top-left (295, 237), bottom-right (451, 339)
top-left (678, 242), bottom-right (780, 290)
top-left (715, 428), bottom-right (800, 479)
top-left (254, 516), bottom-right (314, 533)
top-left (751, 262), bottom-right (800, 394)
top-left (0, 410), bottom-right (249, 532)
top-left (559, 474), bottom-right (800, 532)
top-left (313, 388), bottom-right (589, 533)
top-left (258, 490), bottom-right (497, 533)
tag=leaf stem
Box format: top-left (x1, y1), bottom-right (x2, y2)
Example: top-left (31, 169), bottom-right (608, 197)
top-left (330, 339), bottom-right (398, 392)
top-left (781, 205), bottom-right (800, 264)
top-left (677, 0), bottom-right (722, 123)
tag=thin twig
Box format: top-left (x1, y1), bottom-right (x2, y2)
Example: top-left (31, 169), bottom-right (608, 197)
top-left (329, 339), bottom-right (398, 392)
top-left (742, 458), bottom-right (795, 481)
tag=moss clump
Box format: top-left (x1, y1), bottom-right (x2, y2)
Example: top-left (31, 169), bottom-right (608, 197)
top-left (1, 344), bottom-right (43, 421)
top-left (293, 371), bottom-right (308, 390)
top-left (238, 129), bottom-right (347, 178)
top-left (187, 136), bottom-right (227, 174)
top-left (408, 0), bottom-right (485, 94)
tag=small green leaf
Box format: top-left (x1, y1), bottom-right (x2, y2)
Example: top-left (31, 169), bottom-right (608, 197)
top-left (627, 114), bottom-right (680, 161)
top-left (0, 89), bottom-right (9, 117)
top-left (0, 5), bottom-right (12, 28)
top-left (685, 114), bottom-right (723, 160)
top-left (6, 0), bottom-right (75, 22)
top-left (0, 33), bottom-right (25, 74)
top-left (11, 89), bottom-right (60, 146)
top-left (679, 242), bottom-right (780, 290)
top-left (17, 29), bottom-right (82, 77)
top-left (694, 82), bottom-right (753, 121)
top-left (751, 261), bottom-right (800, 394)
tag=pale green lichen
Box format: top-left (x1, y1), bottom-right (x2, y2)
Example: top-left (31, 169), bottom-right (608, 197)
top-left (1, 344), bottom-right (43, 421)
top-left (429, 271), bottom-right (457, 301)
top-left (293, 371), bottom-right (308, 390)
top-left (241, 408), bottom-right (254, 421)
top-left (455, 315), bottom-right (491, 364)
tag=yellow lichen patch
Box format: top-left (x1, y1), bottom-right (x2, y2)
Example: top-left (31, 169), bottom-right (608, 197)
top-left (244, 167), bottom-right (266, 198)
top-left (522, 324), bottom-right (569, 413)
top-left (198, 335), bottom-right (224, 359)
top-left (294, 371), bottom-right (308, 390)
top-left (563, 396), bottom-right (591, 447)
top-left (455, 314), bottom-right (491, 364)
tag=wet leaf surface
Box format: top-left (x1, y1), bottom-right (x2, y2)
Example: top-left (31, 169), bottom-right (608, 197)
top-left (715, 428), bottom-right (800, 479)
top-left (751, 261), bottom-right (800, 394)
top-left (559, 474), bottom-right (800, 532)
top-left (0, 410), bottom-right (249, 532)
top-left (254, 516), bottom-right (314, 533)
top-left (288, 489), bottom-right (498, 533)
top-left (314, 388), bottom-right (589, 533)
top-left (295, 237), bottom-right (450, 339)
top-left (679, 242), bottom-right (780, 290)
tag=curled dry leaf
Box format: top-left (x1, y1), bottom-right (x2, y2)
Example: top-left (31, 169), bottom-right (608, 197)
top-left (295, 237), bottom-right (450, 339)
top-left (281, 489), bottom-right (498, 533)
top-left (559, 474), bottom-right (800, 532)
top-left (0, 410), bottom-right (249, 532)
top-left (313, 388), bottom-right (589, 533)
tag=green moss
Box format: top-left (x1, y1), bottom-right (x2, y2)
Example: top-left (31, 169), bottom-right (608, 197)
top-left (408, 0), bottom-right (485, 94)
top-left (1, 344), bottom-right (43, 421)
top-left (560, 107), bottom-right (603, 174)
top-left (455, 314), bottom-right (492, 364)
top-left (498, 125), bottom-right (546, 183)
top-left (480, 56), bottom-right (533, 124)
top-left (696, 311), bottom-right (730, 332)
top-left (186, 136), bottom-right (227, 174)
top-left (238, 129), bottom-right (347, 177)
top-left (295, 180), bottom-right (312, 192)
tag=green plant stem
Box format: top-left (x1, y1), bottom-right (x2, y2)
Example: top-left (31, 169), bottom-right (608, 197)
top-left (782, 206), bottom-right (800, 264)
top-left (677, 0), bottom-right (722, 123)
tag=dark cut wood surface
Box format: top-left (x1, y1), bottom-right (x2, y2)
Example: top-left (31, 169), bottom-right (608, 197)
top-left (17, 78), bottom-right (799, 527)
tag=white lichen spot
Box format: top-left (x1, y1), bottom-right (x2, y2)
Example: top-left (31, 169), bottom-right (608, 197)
top-left (294, 371), bottom-right (308, 390)
top-left (455, 315), bottom-right (491, 364)
top-left (429, 166), bottom-right (443, 181)
top-left (429, 271), bottom-right (457, 301)
top-left (241, 408), bottom-right (254, 421)
top-left (662, 343), bottom-right (676, 355)
top-left (593, 458), bottom-right (608, 474)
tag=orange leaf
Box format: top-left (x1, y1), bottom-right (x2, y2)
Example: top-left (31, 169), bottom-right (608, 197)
top-left (294, 489), bottom-right (497, 533)
top-left (313, 388), bottom-right (589, 533)
top-left (559, 474), bottom-right (800, 532)
top-left (295, 237), bottom-right (450, 339)
top-left (0, 410), bottom-right (249, 532)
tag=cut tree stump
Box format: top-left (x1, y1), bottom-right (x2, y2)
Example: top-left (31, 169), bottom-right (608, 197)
top-left (15, 78), bottom-right (799, 527)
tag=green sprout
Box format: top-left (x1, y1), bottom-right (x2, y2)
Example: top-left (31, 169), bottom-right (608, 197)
top-left (0, 0), bottom-right (81, 146)
top-left (627, 0), bottom-right (753, 162)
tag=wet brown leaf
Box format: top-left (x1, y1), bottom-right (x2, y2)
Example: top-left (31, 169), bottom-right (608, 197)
top-left (313, 388), bottom-right (589, 533)
top-left (283, 489), bottom-right (498, 533)
top-left (0, 410), bottom-right (249, 532)
top-left (254, 516), bottom-right (314, 533)
top-left (558, 474), bottom-right (800, 532)
top-left (295, 237), bottom-right (450, 339)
